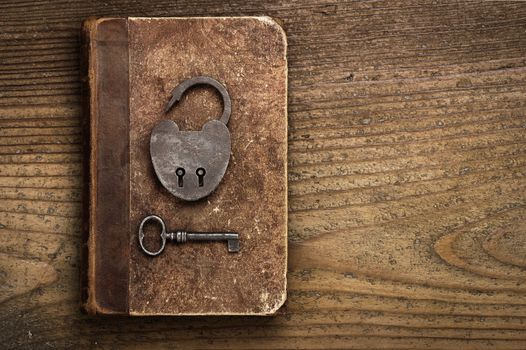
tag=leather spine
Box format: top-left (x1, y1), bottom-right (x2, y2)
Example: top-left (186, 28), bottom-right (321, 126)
top-left (80, 18), bottom-right (130, 315)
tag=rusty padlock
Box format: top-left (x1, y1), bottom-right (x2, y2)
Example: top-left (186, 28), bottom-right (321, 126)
top-left (150, 76), bottom-right (231, 201)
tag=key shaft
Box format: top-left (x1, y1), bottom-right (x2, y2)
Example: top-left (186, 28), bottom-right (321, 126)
top-left (187, 232), bottom-right (239, 241)
top-left (164, 231), bottom-right (240, 253)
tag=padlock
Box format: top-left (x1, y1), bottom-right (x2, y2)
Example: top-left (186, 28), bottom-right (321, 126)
top-left (150, 76), bottom-right (232, 201)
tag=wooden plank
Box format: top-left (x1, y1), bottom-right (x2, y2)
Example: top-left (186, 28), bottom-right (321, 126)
top-left (0, 0), bottom-right (524, 348)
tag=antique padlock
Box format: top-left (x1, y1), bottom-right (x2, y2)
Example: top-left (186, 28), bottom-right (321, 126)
top-left (150, 76), bottom-right (232, 201)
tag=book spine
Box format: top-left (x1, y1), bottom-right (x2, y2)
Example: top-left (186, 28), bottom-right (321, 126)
top-left (79, 17), bottom-right (97, 314)
top-left (80, 18), bottom-right (130, 315)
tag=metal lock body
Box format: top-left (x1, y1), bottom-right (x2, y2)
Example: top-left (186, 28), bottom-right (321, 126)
top-left (150, 76), bottom-right (231, 201)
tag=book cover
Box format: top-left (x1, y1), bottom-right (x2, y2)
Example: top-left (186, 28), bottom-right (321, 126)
top-left (81, 17), bottom-right (288, 315)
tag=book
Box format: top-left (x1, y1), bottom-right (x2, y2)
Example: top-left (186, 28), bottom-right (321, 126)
top-left (81, 17), bottom-right (288, 315)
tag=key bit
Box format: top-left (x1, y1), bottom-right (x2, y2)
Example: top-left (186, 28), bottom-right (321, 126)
top-left (138, 215), bottom-right (240, 256)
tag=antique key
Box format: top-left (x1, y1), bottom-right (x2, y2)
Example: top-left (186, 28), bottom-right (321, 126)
top-left (138, 215), bottom-right (240, 256)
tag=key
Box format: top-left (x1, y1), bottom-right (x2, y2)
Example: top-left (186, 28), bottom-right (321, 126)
top-left (138, 215), bottom-right (240, 256)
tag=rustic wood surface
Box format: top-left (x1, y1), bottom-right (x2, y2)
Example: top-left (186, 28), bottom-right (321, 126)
top-left (1, 0), bottom-right (525, 348)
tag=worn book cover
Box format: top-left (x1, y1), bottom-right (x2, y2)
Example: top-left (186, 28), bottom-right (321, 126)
top-left (80, 17), bottom-right (288, 315)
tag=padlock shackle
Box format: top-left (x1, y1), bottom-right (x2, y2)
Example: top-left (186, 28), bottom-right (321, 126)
top-left (164, 76), bottom-right (231, 125)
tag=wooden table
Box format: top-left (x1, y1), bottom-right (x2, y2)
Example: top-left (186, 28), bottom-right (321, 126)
top-left (1, 1), bottom-right (525, 348)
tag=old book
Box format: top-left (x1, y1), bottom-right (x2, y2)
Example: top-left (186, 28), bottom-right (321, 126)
top-left (80, 17), bottom-right (288, 315)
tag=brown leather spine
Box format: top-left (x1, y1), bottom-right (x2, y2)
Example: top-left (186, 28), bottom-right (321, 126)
top-left (80, 17), bottom-right (96, 314)
top-left (81, 18), bottom-right (130, 314)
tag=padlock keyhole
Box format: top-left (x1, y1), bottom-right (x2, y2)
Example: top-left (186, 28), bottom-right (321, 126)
top-left (176, 167), bottom-right (185, 187)
top-left (196, 168), bottom-right (206, 187)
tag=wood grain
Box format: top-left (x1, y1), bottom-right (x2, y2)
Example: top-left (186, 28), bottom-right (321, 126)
top-left (0, 0), bottom-right (525, 348)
